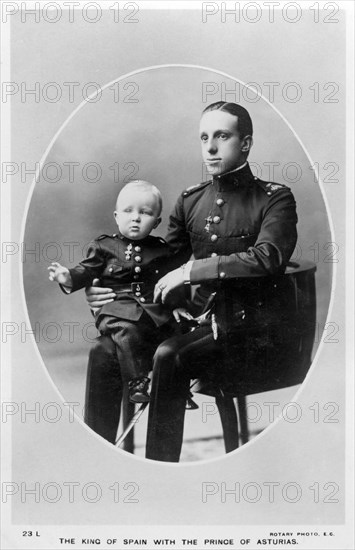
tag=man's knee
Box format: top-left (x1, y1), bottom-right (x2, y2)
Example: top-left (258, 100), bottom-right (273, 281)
top-left (153, 338), bottom-right (180, 365)
top-left (152, 340), bottom-right (189, 393)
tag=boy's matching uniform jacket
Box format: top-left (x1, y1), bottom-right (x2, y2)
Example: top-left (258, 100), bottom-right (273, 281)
top-left (165, 162), bottom-right (298, 332)
top-left (67, 233), bottom-right (174, 327)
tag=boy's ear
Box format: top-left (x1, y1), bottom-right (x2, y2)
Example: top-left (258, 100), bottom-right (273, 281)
top-left (113, 211), bottom-right (118, 221)
top-left (154, 217), bottom-right (161, 229)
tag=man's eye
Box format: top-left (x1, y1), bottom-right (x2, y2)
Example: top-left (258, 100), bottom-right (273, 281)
top-left (219, 133), bottom-right (228, 140)
top-left (200, 135), bottom-right (208, 142)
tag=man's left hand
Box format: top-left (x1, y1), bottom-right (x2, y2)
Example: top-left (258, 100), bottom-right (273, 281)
top-left (172, 307), bottom-right (194, 324)
top-left (154, 268), bottom-right (185, 303)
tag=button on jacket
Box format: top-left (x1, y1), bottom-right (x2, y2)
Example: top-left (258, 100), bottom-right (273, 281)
top-left (145, 163), bottom-right (299, 461)
top-left (165, 162), bottom-right (298, 332)
top-left (67, 233), bottom-right (175, 328)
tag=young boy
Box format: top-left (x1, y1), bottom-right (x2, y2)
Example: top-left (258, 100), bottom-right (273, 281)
top-left (48, 180), bottom-right (191, 403)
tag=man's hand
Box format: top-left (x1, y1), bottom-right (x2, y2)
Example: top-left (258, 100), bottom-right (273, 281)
top-left (48, 262), bottom-right (72, 286)
top-left (85, 278), bottom-right (115, 310)
top-left (154, 268), bottom-right (185, 304)
top-left (172, 308), bottom-right (194, 324)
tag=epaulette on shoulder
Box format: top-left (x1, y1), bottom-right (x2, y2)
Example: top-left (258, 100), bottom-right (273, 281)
top-left (182, 180), bottom-right (212, 198)
top-left (255, 179), bottom-right (289, 196)
top-left (146, 235), bottom-right (167, 246)
top-left (97, 234), bottom-right (115, 240)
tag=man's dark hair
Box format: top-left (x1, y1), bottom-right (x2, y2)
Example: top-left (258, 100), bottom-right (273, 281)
top-left (202, 101), bottom-right (253, 139)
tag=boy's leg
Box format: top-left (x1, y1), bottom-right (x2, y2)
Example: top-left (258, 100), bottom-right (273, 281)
top-left (84, 335), bottom-right (122, 443)
top-left (109, 320), bottom-right (152, 383)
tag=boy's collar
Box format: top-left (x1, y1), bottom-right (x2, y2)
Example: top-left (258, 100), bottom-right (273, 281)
top-left (115, 229), bottom-right (150, 244)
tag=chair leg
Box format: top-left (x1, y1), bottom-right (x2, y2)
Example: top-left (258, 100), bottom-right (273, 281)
top-left (121, 387), bottom-right (135, 453)
top-left (236, 395), bottom-right (249, 445)
top-left (215, 396), bottom-right (239, 453)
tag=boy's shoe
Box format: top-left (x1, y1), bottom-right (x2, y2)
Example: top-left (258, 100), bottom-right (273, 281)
top-left (128, 377), bottom-right (150, 403)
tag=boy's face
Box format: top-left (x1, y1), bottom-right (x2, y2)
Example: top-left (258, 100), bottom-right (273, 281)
top-left (199, 110), bottom-right (251, 176)
top-left (114, 187), bottom-right (161, 241)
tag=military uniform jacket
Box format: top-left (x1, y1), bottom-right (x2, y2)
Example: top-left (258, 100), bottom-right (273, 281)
top-left (165, 163), bottom-right (298, 333)
top-left (67, 232), bottom-right (175, 327)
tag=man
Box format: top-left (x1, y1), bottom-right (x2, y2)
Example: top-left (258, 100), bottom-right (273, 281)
top-left (86, 102), bottom-right (298, 460)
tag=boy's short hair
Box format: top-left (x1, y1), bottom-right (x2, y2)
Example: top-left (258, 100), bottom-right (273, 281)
top-left (118, 180), bottom-right (163, 216)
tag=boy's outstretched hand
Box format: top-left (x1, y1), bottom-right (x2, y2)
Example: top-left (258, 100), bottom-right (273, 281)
top-left (48, 262), bottom-right (72, 287)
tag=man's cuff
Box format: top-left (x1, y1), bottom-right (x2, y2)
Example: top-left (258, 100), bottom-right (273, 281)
top-left (190, 257), bottom-right (219, 284)
top-left (182, 260), bottom-right (193, 283)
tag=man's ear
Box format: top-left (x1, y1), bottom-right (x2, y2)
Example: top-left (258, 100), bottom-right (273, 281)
top-left (154, 217), bottom-right (162, 229)
top-left (241, 135), bottom-right (253, 153)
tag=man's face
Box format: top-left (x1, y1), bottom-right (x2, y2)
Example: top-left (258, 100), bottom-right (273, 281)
top-left (199, 110), bottom-right (250, 176)
top-left (114, 188), bottom-right (161, 241)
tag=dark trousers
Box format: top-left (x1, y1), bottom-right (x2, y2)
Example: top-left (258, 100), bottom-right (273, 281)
top-left (145, 324), bottom-right (223, 462)
top-left (99, 314), bottom-right (168, 383)
top-left (84, 335), bottom-right (120, 443)
top-left (84, 315), bottom-right (174, 443)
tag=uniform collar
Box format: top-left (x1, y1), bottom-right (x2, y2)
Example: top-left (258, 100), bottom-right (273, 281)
top-left (115, 230), bottom-right (150, 245)
top-left (212, 162), bottom-right (254, 187)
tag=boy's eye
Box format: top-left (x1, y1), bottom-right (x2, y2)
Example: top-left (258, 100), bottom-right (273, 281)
top-left (141, 209), bottom-right (153, 216)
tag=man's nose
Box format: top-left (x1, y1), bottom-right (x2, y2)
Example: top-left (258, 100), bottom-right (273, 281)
top-left (207, 139), bottom-right (217, 154)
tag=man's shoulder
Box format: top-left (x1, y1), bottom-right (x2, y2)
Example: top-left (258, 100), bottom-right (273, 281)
top-left (181, 180), bottom-right (212, 198)
top-left (254, 178), bottom-right (292, 197)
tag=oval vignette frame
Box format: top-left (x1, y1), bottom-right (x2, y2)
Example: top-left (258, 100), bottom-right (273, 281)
top-left (21, 64), bottom-right (335, 465)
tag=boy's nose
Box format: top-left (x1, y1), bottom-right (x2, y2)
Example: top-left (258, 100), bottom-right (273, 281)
top-left (131, 211), bottom-right (141, 221)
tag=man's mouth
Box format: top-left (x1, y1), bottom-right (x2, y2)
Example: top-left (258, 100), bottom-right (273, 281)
top-left (205, 158), bottom-right (221, 164)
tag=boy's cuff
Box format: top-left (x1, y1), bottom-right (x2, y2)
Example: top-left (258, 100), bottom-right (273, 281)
top-left (59, 284), bottom-right (73, 295)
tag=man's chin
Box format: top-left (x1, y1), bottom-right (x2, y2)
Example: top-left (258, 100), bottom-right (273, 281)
top-left (205, 165), bottom-right (223, 176)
